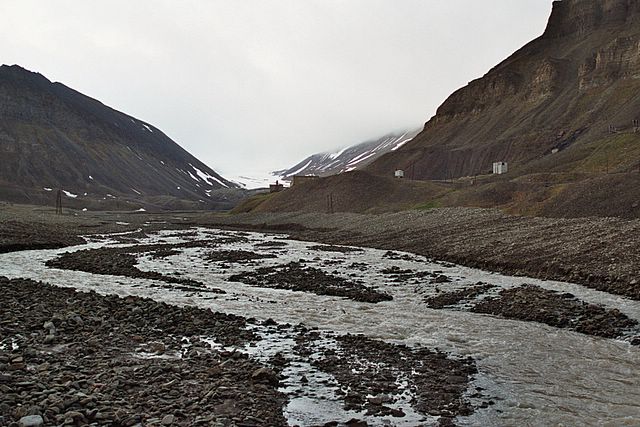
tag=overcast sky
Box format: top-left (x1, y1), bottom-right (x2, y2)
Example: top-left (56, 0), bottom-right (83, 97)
top-left (1, 1), bottom-right (552, 180)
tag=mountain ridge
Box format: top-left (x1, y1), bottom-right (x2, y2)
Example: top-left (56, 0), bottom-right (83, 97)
top-left (367, 0), bottom-right (640, 181)
top-left (0, 65), bottom-right (242, 210)
top-left (273, 128), bottom-right (421, 181)
top-left (245, 0), bottom-right (640, 218)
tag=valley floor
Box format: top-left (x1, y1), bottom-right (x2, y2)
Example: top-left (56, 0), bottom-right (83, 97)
top-left (4, 203), bottom-right (640, 302)
top-left (1, 204), bottom-right (639, 425)
top-left (208, 208), bottom-right (640, 301)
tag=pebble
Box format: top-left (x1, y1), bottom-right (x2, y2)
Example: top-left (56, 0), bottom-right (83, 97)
top-left (251, 367), bottom-right (279, 386)
top-left (161, 414), bottom-right (175, 425)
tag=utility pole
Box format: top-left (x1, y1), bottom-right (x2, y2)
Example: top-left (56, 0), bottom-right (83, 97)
top-left (55, 190), bottom-right (63, 215)
top-left (326, 193), bottom-right (335, 214)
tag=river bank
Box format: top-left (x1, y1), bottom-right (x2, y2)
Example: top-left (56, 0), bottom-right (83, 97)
top-left (0, 276), bottom-right (287, 426)
top-left (4, 204), bottom-right (640, 303)
top-left (204, 208), bottom-right (640, 300)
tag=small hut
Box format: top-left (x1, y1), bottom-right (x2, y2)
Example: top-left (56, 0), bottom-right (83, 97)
top-left (492, 162), bottom-right (508, 175)
top-left (269, 181), bottom-right (284, 193)
top-left (394, 170), bottom-right (405, 179)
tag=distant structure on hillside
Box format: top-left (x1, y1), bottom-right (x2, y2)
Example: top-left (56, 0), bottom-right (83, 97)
top-left (394, 169), bottom-right (405, 179)
top-left (493, 162), bottom-right (508, 175)
top-left (269, 181), bottom-right (284, 193)
top-left (292, 175), bottom-right (319, 186)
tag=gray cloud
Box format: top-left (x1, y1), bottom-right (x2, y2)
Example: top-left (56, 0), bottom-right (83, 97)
top-left (0, 1), bottom-right (552, 179)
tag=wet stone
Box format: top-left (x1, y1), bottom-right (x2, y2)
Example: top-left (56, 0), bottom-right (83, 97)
top-left (161, 414), bottom-right (175, 425)
top-left (18, 415), bottom-right (44, 427)
top-left (0, 276), bottom-right (286, 426)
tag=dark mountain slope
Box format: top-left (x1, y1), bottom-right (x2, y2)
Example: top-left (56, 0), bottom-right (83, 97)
top-left (368, 0), bottom-right (640, 182)
top-left (357, 0), bottom-right (640, 218)
top-left (247, 0), bottom-right (640, 218)
top-left (0, 65), bottom-right (241, 210)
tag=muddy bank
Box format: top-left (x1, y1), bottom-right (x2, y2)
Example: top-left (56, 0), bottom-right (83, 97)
top-left (205, 209), bottom-right (640, 301)
top-left (0, 277), bottom-right (286, 426)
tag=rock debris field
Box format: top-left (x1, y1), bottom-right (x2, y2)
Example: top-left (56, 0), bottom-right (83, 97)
top-left (1, 226), bottom-right (640, 426)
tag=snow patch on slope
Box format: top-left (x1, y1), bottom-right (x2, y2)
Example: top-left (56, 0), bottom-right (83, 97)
top-left (189, 163), bottom-right (229, 188)
top-left (273, 127), bottom-right (421, 180)
top-left (287, 160), bottom-right (313, 177)
top-left (229, 172), bottom-right (288, 190)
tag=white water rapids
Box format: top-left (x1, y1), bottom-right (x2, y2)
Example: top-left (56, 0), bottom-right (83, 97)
top-left (0, 227), bottom-right (639, 426)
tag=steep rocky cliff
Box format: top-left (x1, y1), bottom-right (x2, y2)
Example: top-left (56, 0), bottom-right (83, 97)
top-left (352, 0), bottom-right (640, 217)
top-left (0, 65), bottom-right (242, 210)
top-left (367, 0), bottom-right (640, 183)
top-left (255, 0), bottom-right (640, 218)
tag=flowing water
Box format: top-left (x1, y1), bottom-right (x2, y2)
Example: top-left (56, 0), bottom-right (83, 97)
top-left (1, 227), bottom-right (639, 426)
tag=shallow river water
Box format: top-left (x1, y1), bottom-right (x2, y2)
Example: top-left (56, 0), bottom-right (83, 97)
top-left (1, 227), bottom-right (639, 426)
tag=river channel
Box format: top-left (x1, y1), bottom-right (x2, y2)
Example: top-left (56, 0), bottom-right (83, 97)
top-left (1, 227), bottom-right (638, 426)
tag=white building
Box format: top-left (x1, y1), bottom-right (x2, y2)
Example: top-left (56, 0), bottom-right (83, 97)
top-left (394, 169), bottom-right (405, 178)
top-left (493, 162), bottom-right (508, 175)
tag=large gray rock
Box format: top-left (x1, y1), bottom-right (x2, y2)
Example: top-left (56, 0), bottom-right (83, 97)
top-left (19, 415), bottom-right (44, 427)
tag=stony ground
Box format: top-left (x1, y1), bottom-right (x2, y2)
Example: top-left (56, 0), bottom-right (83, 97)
top-left (0, 220), bottom-right (85, 254)
top-left (0, 277), bottom-right (287, 427)
top-left (471, 285), bottom-right (639, 341)
top-left (228, 261), bottom-right (393, 303)
top-left (46, 246), bottom-right (224, 293)
top-left (2, 204), bottom-right (640, 425)
top-left (0, 214), bottom-right (490, 426)
top-left (206, 209), bottom-right (640, 301)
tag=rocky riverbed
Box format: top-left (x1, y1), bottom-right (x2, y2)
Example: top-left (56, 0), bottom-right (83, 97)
top-left (0, 277), bottom-right (286, 426)
top-left (0, 274), bottom-right (486, 427)
top-left (207, 209), bottom-right (640, 301)
top-left (229, 262), bottom-right (393, 304)
top-left (1, 219), bottom-right (640, 425)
